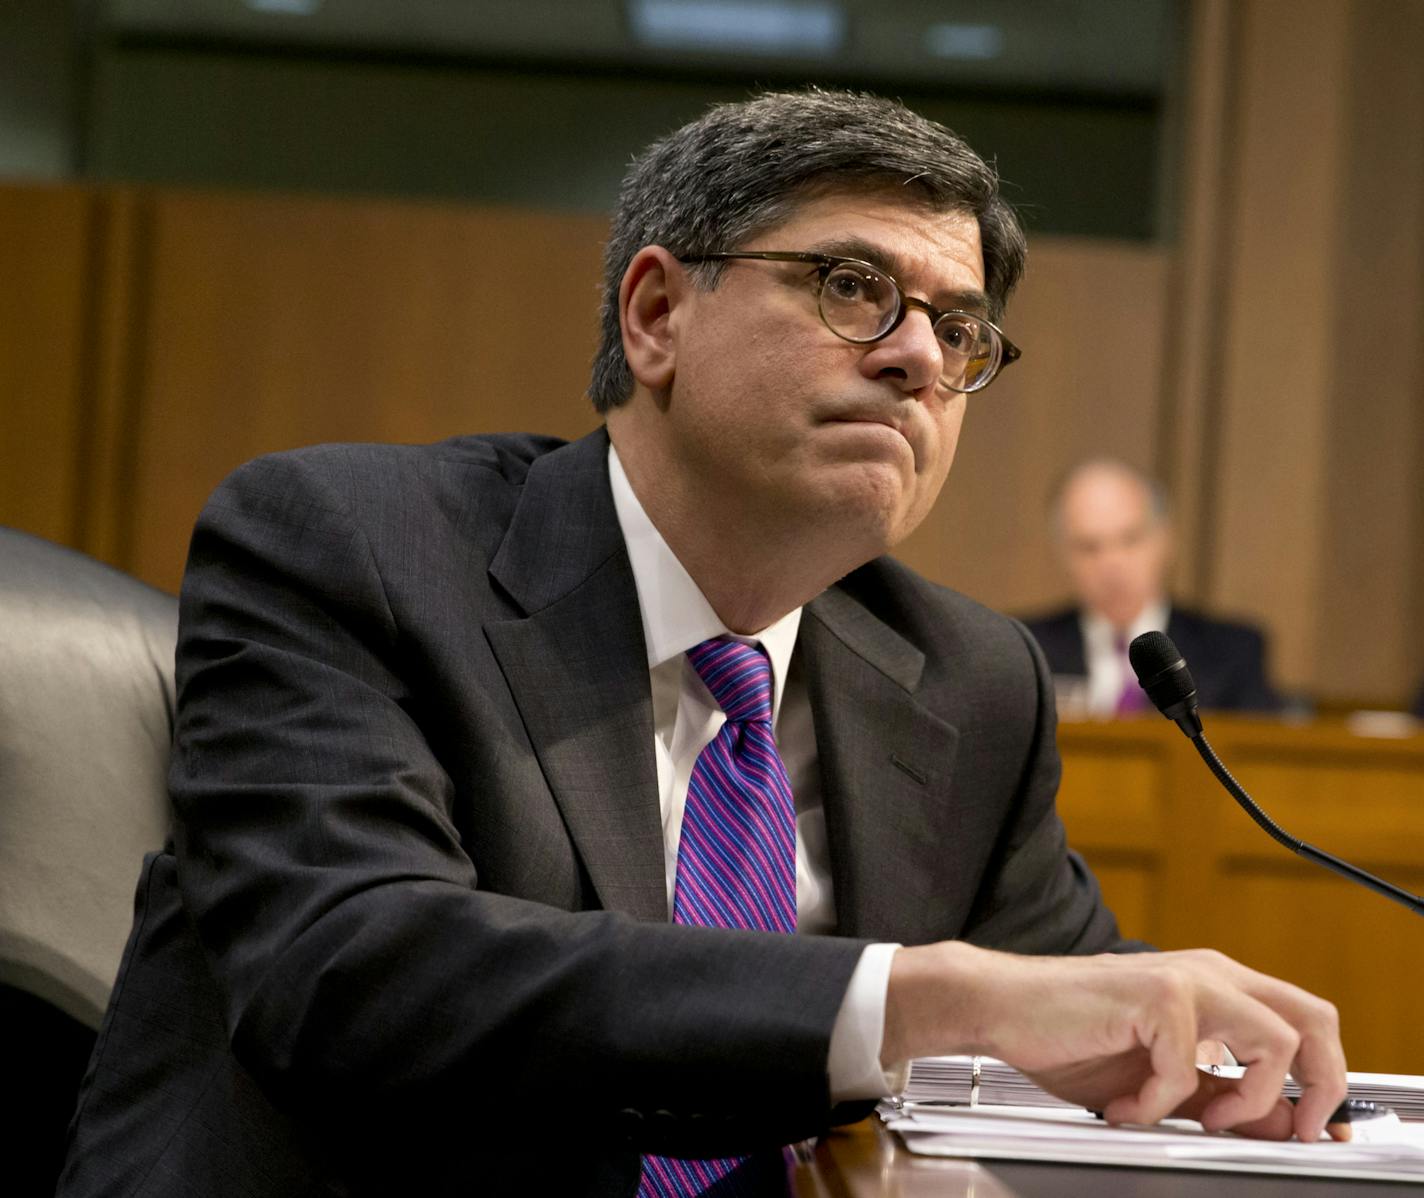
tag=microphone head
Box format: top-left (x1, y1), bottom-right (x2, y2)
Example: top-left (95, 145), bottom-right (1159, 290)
top-left (1128, 630), bottom-right (1186, 688)
top-left (1128, 631), bottom-right (1202, 736)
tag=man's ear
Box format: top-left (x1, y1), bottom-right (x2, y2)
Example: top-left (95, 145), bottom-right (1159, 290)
top-left (619, 246), bottom-right (688, 394)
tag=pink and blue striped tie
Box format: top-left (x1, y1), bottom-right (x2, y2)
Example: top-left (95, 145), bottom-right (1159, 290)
top-left (638, 637), bottom-right (797, 1198)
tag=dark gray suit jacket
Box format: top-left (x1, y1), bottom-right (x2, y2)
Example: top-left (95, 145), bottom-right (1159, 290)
top-left (60, 429), bottom-right (1128, 1197)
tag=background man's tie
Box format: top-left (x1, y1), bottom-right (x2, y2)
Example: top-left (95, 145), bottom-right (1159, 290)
top-left (1114, 632), bottom-right (1148, 715)
top-left (639, 638), bottom-right (797, 1197)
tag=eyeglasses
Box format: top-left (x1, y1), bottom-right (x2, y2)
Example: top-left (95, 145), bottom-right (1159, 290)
top-left (678, 251), bottom-right (1022, 393)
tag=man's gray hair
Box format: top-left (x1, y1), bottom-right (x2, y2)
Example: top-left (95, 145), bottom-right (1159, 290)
top-left (588, 88), bottom-right (1027, 413)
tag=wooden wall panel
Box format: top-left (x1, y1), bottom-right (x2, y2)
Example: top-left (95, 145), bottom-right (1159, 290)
top-left (0, 184), bottom-right (94, 545)
top-left (1158, 0), bottom-right (1233, 603)
top-left (1193, 0), bottom-right (1424, 703)
top-left (1207, 0), bottom-right (1347, 693)
top-left (79, 187), bottom-right (149, 569)
top-left (1081, 860), bottom-right (1156, 946)
top-left (120, 191), bottom-right (606, 593)
top-left (1314, 0), bottom-right (1424, 703)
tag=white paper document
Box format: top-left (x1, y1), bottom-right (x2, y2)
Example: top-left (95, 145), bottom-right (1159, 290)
top-left (901, 1055), bottom-right (1424, 1119)
top-left (883, 1103), bottom-right (1424, 1184)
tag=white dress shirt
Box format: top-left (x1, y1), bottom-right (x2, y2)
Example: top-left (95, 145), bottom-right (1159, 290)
top-left (608, 445), bottom-right (902, 1102)
top-left (1080, 601), bottom-right (1170, 716)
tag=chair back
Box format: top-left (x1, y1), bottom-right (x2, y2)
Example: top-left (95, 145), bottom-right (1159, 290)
top-left (0, 527), bottom-right (177, 1028)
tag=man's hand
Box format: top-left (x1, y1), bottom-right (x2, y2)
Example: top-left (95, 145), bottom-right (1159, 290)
top-left (882, 943), bottom-right (1347, 1142)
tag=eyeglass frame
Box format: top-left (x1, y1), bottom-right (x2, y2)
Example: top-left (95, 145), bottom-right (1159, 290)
top-left (676, 250), bottom-right (1022, 393)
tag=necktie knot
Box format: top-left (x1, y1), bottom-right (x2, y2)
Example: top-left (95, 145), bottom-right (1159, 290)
top-left (686, 637), bottom-right (773, 723)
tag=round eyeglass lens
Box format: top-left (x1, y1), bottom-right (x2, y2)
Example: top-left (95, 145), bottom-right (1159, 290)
top-left (819, 262), bottom-right (897, 342)
top-left (936, 313), bottom-right (1001, 392)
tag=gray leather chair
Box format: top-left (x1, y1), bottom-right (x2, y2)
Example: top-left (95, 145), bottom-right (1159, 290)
top-left (0, 527), bottom-right (176, 1192)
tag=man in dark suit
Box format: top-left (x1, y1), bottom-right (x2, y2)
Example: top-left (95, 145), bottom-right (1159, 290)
top-left (60, 92), bottom-right (1343, 1197)
top-left (1025, 459), bottom-right (1282, 716)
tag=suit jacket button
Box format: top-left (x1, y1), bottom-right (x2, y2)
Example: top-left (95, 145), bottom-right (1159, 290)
top-left (616, 1108), bottom-right (644, 1139)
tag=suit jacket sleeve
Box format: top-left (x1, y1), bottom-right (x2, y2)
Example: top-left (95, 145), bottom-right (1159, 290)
top-left (958, 620), bottom-right (1147, 955)
top-left (168, 448), bottom-right (866, 1159)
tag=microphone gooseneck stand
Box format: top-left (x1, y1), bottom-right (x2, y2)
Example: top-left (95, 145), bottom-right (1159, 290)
top-left (1128, 631), bottom-right (1424, 918)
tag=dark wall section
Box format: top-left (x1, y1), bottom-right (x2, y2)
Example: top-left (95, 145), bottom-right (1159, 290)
top-left (85, 49), bottom-right (1164, 240)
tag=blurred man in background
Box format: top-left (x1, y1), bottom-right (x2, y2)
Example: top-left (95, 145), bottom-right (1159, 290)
top-left (1025, 458), bottom-right (1282, 716)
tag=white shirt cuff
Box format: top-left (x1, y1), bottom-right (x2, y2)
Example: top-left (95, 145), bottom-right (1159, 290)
top-left (827, 942), bottom-right (907, 1102)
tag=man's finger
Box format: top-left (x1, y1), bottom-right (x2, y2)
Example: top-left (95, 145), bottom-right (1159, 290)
top-left (1212, 961), bottom-right (1347, 1142)
top-left (1280, 997), bottom-right (1348, 1142)
top-left (1102, 1002), bottom-right (1198, 1126)
top-left (1196, 1020), bottom-right (1299, 1132)
top-left (1172, 1071), bottom-right (1295, 1140)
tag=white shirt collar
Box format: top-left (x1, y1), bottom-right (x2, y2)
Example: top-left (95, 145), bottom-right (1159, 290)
top-left (608, 443), bottom-right (801, 720)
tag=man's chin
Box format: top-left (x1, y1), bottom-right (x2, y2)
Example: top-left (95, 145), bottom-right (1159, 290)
top-left (825, 489), bottom-right (924, 561)
top-left (831, 458), bottom-right (914, 509)
top-left (1099, 602), bottom-right (1147, 628)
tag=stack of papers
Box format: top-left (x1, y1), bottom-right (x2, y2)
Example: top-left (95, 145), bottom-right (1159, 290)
top-left (1293, 1072), bottom-right (1424, 1121)
top-left (901, 1056), bottom-right (1060, 1108)
top-left (901, 1056), bottom-right (1424, 1120)
top-left (882, 1103), bottom-right (1424, 1183)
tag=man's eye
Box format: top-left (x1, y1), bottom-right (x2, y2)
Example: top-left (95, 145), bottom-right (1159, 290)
top-left (939, 316), bottom-right (981, 355)
top-left (825, 270), bottom-right (870, 302)
top-left (820, 264), bottom-right (882, 306)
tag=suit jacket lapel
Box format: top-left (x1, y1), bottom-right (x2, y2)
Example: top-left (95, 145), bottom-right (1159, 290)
top-left (484, 429), bottom-right (668, 922)
top-left (802, 586), bottom-right (961, 943)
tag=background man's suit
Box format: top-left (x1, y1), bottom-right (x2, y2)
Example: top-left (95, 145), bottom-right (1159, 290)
top-left (61, 429), bottom-right (1130, 1197)
top-left (1023, 607), bottom-right (1283, 713)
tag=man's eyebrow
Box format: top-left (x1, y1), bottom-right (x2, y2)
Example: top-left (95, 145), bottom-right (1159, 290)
top-left (805, 236), bottom-right (990, 314)
top-left (806, 236), bottom-right (904, 278)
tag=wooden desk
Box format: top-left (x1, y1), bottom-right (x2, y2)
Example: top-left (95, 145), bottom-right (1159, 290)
top-left (795, 1118), bottom-right (1423, 1195)
top-left (1053, 715), bottom-right (1424, 1072)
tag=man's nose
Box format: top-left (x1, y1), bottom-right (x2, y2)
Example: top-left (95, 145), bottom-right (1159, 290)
top-left (856, 309), bottom-right (943, 395)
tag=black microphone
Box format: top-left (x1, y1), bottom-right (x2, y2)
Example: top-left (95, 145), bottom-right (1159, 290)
top-left (1129, 631), bottom-right (1424, 918)
top-left (1128, 631), bottom-right (1202, 737)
